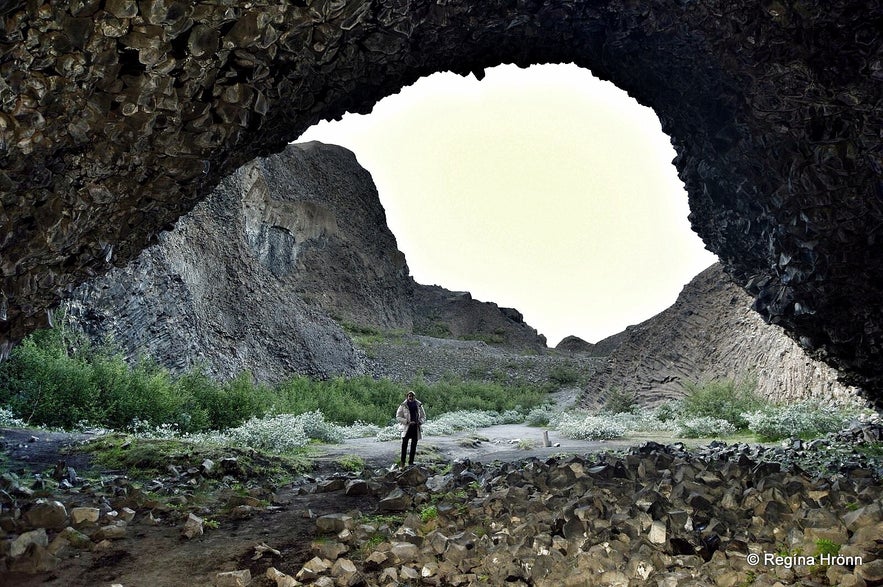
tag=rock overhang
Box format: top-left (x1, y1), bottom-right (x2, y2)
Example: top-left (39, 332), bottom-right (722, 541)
top-left (0, 0), bottom-right (881, 404)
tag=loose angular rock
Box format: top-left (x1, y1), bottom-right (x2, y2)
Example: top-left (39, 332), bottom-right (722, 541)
top-left (70, 507), bottom-right (100, 525)
top-left (182, 513), bottom-right (204, 539)
top-left (214, 569), bottom-right (251, 587)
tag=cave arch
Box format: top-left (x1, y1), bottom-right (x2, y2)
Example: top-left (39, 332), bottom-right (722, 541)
top-left (0, 1), bottom-right (881, 402)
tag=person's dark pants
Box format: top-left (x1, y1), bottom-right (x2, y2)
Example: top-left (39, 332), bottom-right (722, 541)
top-left (401, 424), bottom-right (419, 465)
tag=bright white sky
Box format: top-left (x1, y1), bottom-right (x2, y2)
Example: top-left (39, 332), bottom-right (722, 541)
top-left (299, 63), bottom-right (718, 347)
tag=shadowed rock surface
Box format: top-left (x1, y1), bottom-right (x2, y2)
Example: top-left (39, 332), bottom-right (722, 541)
top-left (583, 264), bottom-right (861, 408)
top-left (0, 1), bottom-right (882, 403)
top-left (66, 142), bottom-right (545, 382)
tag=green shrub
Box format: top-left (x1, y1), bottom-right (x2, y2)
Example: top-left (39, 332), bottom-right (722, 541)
top-left (549, 364), bottom-right (580, 386)
top-left (295, 410), bottom-right (345, 443)
top-left (201, 412), bottom-right (326, 453)
top-left (653, 401), bottom-right (680, 423)
top-left (0, 327), bottom-right (102, 428)
top-left (525, 404), bottom-right (556, 426)
top-left (680, 379), bottom-right (763, 430)
top-left (417, 321), bottom-right (452, 338)
top-left (93, 355), bottom-right (187, 430)
top-left (420, 505), bottom-right (439, 523)
top-left (602, 387), bottom-right (638, 414)
top-left (1, 323), bottom-right (551, 435)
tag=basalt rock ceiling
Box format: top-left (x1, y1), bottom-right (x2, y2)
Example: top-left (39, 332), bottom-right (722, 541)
top-left (0, 1), bottom-right (881, 402)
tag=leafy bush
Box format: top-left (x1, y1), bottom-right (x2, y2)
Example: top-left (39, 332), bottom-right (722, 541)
top-left (0, 322), bottom-right (549, 435)
top-left (525, 404), bottom-right (556, 426)
top-left (742, 401), bottom-right (853, 441)
top-left (0, 327), bottom-right (101, 428)
top-left (200, 411), bottom-right (346, 453)
top-left (295, 410), bottom-right (345, 443)
top-left (675, 416), bottom-right (737, 438)
top-left (339, 421), bottom-right (383, 439)
top-left (549, 364), bottom-right (580, 386)
top-left (202, 414), bottom-right (309, 452)
top-left (680, 379), bottom-right (763, 430)
top-left (653, 401), bottom-right (680, 423)
top-left (606, 411), bottom-right (675, 433)
top-left (602, 387), bottom-right (638, 414)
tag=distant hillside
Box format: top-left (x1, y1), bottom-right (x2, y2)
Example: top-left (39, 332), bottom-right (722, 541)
top-left (581, 264), bottom-right (859, 407)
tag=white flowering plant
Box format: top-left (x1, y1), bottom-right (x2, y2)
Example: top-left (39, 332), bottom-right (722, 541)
top-left (742, 401), bottom-right (859, 441)
top-left (374, 409), bottom-right (524, 441)
top-left (553, 412), bottom-right (628, 440)
top-left (0, 407), bottom-right (25, 427)
top-left (675, 416), bottom-right (737, 438)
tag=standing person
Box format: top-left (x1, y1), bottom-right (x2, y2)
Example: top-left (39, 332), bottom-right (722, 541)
top-left (396, 390), bottom-right (426, 467)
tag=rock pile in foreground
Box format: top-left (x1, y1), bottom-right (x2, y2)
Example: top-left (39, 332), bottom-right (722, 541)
top-left (1, 427), bottom-right (881, 586)
top-left (282, 434), bottom-right (883, 586)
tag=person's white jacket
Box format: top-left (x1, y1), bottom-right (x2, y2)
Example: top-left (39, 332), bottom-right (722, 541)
top-left (396, 400), bottom-right (426, 439)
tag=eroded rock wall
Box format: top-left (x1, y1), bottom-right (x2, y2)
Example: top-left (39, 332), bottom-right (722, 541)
top-left (67, 142), bottom-right (545, 381)
top-left (582, 264), bottom-right (861, 407)
top-left (67, 143), bottom-right (397, 382)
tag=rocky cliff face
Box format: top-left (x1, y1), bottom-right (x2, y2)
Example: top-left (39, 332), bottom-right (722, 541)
top-left (582, 264), bottom-right (860, 407)
top-left (67, 142), bottom-right (545, 382)
top-left (412, 286), bottom-right (547, 349)
top-left (68, 143), bottom-right (388, 382)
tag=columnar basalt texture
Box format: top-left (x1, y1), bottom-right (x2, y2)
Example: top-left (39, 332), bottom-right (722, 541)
top-left (583, 264), bottom-right (861, 408)
top-left (0, 1), bottom-right (881, 401)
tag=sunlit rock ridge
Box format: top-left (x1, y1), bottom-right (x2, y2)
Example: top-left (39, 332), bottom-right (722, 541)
top-left (0, 0), bottom-right (881, 404)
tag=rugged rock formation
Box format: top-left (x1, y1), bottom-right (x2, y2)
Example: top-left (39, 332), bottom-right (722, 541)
top-left (556, 332), bottom-right (630, 357)
top-left (0, 1), bottom-right (881, 404)
top-left (412, 285), bottom-right (547, 349)
top-left (67, 143), bottom-right (380, 382)
top-left (67, 142), bottom-right (545, 382)
top-left (66, 143), bottom-right (860, 401)
top-left (583, 264), bottom-right (861, 408)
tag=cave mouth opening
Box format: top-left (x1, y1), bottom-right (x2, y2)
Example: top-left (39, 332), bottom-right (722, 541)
top-left (299, 63), bottom-right (718, 347)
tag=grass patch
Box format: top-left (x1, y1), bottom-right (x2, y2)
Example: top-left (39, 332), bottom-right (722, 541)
top-left (336, 455), bottom-right (365, 472)
top-left (0, 319), bottom-right (551, 434)
top-left (81, 435), bottom-right (311, 481)
top-left (420, 505), bottom-right (439, 523)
